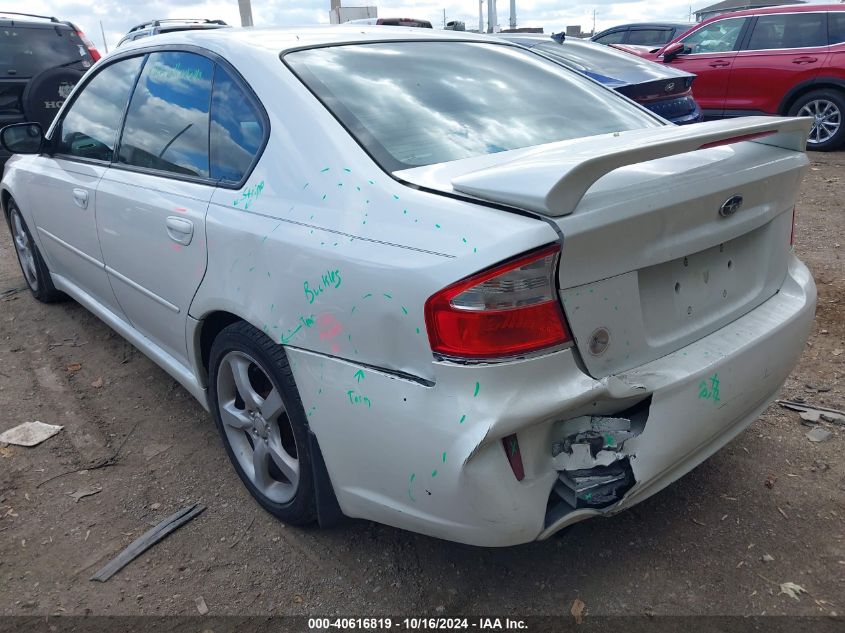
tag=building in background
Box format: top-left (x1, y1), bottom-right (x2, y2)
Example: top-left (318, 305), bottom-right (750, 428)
top-left (329, 0), bottom-right (377, 24)
top-left (694, 0), bottom-right (804, 22)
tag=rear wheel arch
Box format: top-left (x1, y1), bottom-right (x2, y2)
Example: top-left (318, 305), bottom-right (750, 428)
top-left (195, 310), bottom-right (246, 383)
top-left (779, 78), bottom-right (845, 115)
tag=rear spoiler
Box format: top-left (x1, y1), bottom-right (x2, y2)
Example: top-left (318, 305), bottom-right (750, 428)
top-left (451, 116), bottom-right (813, 217)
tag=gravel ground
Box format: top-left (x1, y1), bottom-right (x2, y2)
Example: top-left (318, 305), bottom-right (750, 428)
top-left (0, 153), bottom-right (842, 620)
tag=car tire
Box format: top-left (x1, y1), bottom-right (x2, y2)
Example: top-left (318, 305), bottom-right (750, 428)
top-left (208, 321), bottom-right (317, 525)
top-left (5, 200), bottom-right (65, 303)
top-left (788, 89), bottom-right (845, 152)
top-left (21, 67), bottom-right (85, 131)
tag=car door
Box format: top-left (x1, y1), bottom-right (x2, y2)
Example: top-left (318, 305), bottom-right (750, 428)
top-left (95, 51), bottom-right (215, 365)
top-left (726, 12), bottom-right (829, 115)
top-left (21, 56), bottom-right (143, 317)
top-left (663, 16), bottom-right (751, 116)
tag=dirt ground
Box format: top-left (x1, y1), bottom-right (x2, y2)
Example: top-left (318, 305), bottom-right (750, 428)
top-left (0, 153), bottom-right (843, 620)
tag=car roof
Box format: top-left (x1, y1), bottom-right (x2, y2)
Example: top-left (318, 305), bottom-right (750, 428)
top-left (696, 2), bottom-right (844, 26)
top-left (117, 24), bottom-right (501, 54)
top-left (598, 22), bottom-right (692, 31)
top-left (0, 11), bottom-right (74, 28)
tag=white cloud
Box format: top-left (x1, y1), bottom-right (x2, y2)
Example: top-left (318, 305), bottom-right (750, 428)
top-left (15, 0), bottom-right (830, 50)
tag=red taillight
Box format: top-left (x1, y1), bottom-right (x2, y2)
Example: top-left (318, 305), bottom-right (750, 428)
top-left (698, 131), bottom-right (775, 150)
top-left (76, 28), bottom-right (101, 61)
top-left (424, 245), bottom-right (571, 359)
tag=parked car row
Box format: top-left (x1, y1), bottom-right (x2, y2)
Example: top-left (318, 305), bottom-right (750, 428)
top-left (1, 25), bottom-right (816, 545)
top-left (599, 4), bottom-right (845, 151)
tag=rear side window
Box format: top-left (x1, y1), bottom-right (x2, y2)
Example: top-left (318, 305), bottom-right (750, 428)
top-left (210, 66), bottom-right (265, 183)
top-left (746, 13), bottom-right (827, 50)
top-left (0, 26), bottom-right (89, 78)
top-left (118, 52), bottom-right (213, 178)
top-left (56, 57), bottom-right (144, 161)
top-left (828, 12), bottom-right (845, 44)
top-left (285, 42), bottom-right (657, 170)
top-left (594, 31), bottom-right (625, 44)
top-left (627, 29), bottom-right (670, 46)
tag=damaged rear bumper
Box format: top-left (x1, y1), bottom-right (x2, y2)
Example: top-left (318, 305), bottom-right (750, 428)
top-left (287, 256), bottom-right (815, 547)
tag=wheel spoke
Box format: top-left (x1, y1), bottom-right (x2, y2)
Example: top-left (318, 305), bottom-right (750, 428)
top-left (252, 441), bottom-right (272, 491)
top-left (220, 400), bottom-right (252, 430)
top-left (229, 356), bottom-right (262, 410)
top-left (267, 434), bottom-right (299, 484)
top-left (260, 387), bottom-right (285, 421)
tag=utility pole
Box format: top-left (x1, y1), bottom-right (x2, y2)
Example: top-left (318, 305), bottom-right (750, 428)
top-left (443, 8), bottom-right (446, 28)
top-left (479, 0), bottom-right (484, 33)
top-left (509, 0), bottom-right (516, 29)
top-left (592, 9), bottom-right (596, 36)
top-left (488, 0), bottom-right (497, 33)
top-left (238, 0), bottom-right (254, 27)
top-left (99, 20), bottom-right (108, 53)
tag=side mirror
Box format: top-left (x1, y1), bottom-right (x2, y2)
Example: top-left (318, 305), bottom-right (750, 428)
top-left (662, 42), bottom-right (685, 62)
top-left (0, 123), bottom-right (44, 154)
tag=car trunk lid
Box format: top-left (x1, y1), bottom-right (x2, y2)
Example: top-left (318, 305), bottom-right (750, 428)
top-left (396, 117), bottom-right (812, 377)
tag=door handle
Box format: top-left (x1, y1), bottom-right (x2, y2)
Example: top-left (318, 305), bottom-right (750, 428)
top-left (72, 188), bottom-right (88, 209)
top-left (708, 60), bottom-right (731, 67)
top-left (165, 216), bottom-right (194, 246)
top-left (792, 56), bottom-right (817, 64)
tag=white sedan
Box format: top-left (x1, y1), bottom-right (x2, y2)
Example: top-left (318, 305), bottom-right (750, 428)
top-left (0, 26), bottom-right (815, 546)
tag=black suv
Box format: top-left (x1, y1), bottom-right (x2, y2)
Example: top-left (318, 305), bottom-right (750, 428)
top-left (1, 11), bottom-right (99, 171)
top-left (117, 19), bottom-right (229, 47)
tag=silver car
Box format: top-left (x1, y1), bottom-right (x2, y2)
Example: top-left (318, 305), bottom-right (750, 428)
top-left (0, 26), bottom-right (815, 546)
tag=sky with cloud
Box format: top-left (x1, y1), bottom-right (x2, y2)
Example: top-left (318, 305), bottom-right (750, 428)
top-left (12, 0), bottom-right (828, 50)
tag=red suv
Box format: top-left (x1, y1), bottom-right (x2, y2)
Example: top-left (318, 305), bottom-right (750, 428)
top-left (630, 4), bottom-right (845, 150)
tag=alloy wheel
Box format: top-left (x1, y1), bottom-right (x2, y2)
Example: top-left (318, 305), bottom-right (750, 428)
top-left (215, 350), bottom-right (300, 503)
top-left (799, 99), bottom-right (841, 146)
top-left (11, 209), bottom-right (38, 291)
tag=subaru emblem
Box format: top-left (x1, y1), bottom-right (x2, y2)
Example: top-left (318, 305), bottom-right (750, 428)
top-left (665, 81), bottom-right (675, 92)
top-left (719, 195), bottom-right (743, 217)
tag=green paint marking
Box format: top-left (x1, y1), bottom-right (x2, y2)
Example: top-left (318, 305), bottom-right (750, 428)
top-left (393, 194), bottom-right (400, 200)
top-left (604, 433), bottom-right (616, 448)
top-left (337, 182), bottom-right (343, 187)
top-left (431, 469), bottom-right (438, 478)
top-left (401, 306), bottom-right (408, 315)
top-left (343, 167), bottom-right (352, 173)
top-left (267, 271), bottom-right (271, 279)
top-left (459, 414), bottom-right (466, 424)
top-left (408, 473), bottom-right (416, 502)
top-left (362, 293), bottom-right (373, 299)
top-left (261, 235), bottom-right (269, 244)
top-left (356, 186), bottom-right (361, 192)
top-left (351, 305), bottom-right (357, 314)
top-left (320, 167), bottom-right (330, 173)
top-left (416, 327), bottom-right (421, 334)
top-left (302, 182), bottom-right (309, 190)
top-left (270, 303), bottom-right (275, 312)
top-left (435, 223), bottom-right (441, 229)
top-left (403, 209), bottom-right (407, 214)
top-left (248, 266), bottom-right (255, 272)
top-left (321, 194), bottom-right (327, 200)
top-left (442, 452), bottom-right (447, 463)
top-left (509, 438), bottom-right (518, 456)
top-left (383, 293), bottom-right (392, 299)
top-left (462, 237), bottom-right (467, 243)
top-left (473, 382), bottom-right (480, 397)
top-left (368, 180), bottom-right (375, 185)
top-left (354, 369), bottom-right (365, 383)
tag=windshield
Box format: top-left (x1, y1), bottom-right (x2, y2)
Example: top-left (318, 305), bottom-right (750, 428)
top-left (0, 26), bottom-right (89, 77)
top-left (285, 41), bottom-right (659, 170)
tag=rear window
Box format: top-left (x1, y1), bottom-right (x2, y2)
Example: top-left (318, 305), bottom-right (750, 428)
top-left (0, 26), bottom-right (89, 77)
top-left (378, 19), bottom-right (433, 28)
top-left (285, 42), bottom-right (658, 170)
top-left (627, 29), bottom-right (672, 46)
top-left (746, 12), bottom-right (827, 50)
top-left (831, 12), bottom-right (845, 44)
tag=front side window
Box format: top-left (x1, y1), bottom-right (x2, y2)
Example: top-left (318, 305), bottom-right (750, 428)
top-left (55, 56), bottom-right (144, 161)
top-left (210, 66), bottom-right (265, 183)
top-left (285, 42), bottom-right (658, 171)
top-left (118, 51), bottom-right (213, 178)
top-left (746, 13), bottom-right (826, 50)
top-left (681, 17), bottom-right (748, 54)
